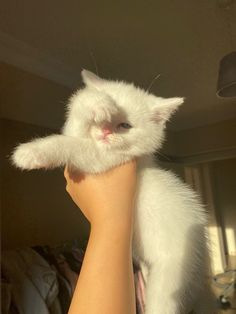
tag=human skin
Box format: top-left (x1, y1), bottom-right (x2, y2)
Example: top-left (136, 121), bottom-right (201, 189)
top-left (64, 160), bottom-right (137, 314)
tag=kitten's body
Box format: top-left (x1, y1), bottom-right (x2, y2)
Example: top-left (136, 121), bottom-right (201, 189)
top-left (12, 70), bottom-right (213, 313)
top-left (134, 157), bottom-right (211, 313)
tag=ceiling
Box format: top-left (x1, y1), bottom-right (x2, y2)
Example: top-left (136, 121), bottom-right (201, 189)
top-left (1, 0), bottom-right (236, 131)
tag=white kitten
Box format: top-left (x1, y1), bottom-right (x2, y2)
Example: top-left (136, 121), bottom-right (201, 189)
top-left (12, 70), bottom-right (213, 313)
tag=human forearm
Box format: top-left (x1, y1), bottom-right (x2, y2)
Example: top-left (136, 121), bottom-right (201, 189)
top-left (68, 220), bottom-right (136, 314)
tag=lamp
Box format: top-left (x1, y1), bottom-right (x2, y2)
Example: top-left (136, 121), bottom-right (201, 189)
top-left (217, 51), bottom-right (236, 97)
top-left (216, 0), bottom-right (236, 98)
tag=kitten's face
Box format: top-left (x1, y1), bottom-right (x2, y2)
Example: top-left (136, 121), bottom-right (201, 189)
top-left (89, 91), bottom-right (167, 156)
top-left (76, 70), bottom-right (183, 157)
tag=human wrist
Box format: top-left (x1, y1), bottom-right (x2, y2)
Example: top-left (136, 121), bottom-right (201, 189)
top-left (91, 203), bottom-right (134, 225)
top-left (90, 213), bottom-right (134, 240)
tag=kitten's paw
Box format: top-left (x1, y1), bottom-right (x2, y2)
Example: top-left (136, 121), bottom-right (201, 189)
top-left (93, 98), bottom-right (118, 124)
top-left (12, 143), bottom-right (49, 170)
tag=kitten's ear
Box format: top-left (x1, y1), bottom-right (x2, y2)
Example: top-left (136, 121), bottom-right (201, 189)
top-left (81, 69), bottom-right (104, 89)
top-left (151, 97), bottom-right (184, 123)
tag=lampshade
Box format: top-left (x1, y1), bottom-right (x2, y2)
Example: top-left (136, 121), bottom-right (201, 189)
top-left (216, 51), bottom-right (236, 97)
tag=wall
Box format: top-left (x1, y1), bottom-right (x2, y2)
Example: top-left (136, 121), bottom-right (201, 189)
top-left (1, 125), bottom-right (90, 249)
top-left (1, 63), bottom-right (90, 249)
top-left (0, 61), bottom-right (72, 130)
top-left (162, 118), bottom-right (236, 163)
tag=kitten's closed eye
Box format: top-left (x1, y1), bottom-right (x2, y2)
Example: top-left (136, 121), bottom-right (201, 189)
top-left (117, 122), bottom-right (132, 130)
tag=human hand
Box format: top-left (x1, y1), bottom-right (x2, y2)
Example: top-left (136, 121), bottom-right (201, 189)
top-left (64, 161), bottom-right (137, 227)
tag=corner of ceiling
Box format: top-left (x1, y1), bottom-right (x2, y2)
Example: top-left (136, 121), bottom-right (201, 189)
top-left (0, 31), bottom-right (78, 89)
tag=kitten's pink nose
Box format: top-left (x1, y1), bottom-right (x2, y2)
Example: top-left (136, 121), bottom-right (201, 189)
top-left (103, 128), bottom-right (112, 136)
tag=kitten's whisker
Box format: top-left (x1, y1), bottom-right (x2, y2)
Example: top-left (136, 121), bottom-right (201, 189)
top-left (146, 74), bottom-right (161, 93)
top-left (155, 151), bottom-right (172, 162)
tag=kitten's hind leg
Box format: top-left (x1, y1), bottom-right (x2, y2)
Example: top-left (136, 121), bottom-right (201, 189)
top-left (145, 261), bottom-right (186, 314)
top-left (12, 134), bottom-right (74, 170)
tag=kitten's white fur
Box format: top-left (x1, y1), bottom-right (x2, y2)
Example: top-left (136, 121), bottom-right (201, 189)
top-left (12, 70), bottom-right (213, 313)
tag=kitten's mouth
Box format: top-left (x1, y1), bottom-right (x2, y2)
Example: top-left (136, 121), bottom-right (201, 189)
top-left (102, 138), bottom-right (110, 144)
top-left (99, 135), bottom-right (111, 144)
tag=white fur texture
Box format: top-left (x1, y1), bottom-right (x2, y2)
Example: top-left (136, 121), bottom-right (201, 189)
top-left (12, 70), bottom-right (213, 313)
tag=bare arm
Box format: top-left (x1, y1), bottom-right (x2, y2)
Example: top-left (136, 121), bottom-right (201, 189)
top-left (64, 161), bottom-right (137, 314)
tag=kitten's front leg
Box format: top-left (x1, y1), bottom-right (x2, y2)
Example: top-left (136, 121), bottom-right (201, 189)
top-left (78, 92), bottom-right (119, 126)
top-left (63, 91), bottom-right (119, 137)
top-left (92, 95), bottom-right (119, 125)
top-left (12, 135), bottom-right (73, 170)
